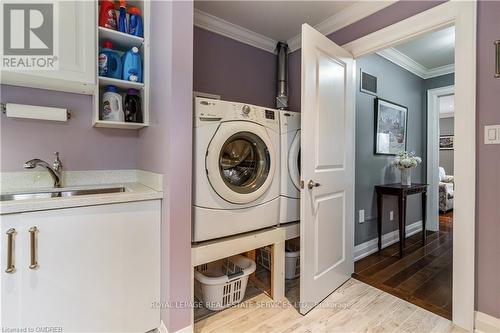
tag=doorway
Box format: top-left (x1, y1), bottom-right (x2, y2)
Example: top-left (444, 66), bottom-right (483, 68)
top-left (351, 26), bottom-right (455, 319)
top-left (343, 2), bottom-right (475, 329)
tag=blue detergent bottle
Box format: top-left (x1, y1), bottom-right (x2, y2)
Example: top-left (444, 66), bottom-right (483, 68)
top-left (99, 41), bottom-right (122, 79)
top-left (122, 47), bottom-right (142, 82)
top-left (128, 7), bottom-right (143, 37)
top-left (118, 0), bottom-right (127, 33)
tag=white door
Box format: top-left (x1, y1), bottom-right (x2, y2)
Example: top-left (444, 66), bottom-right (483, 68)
top-left (300, 24), bottom-right (355, 314)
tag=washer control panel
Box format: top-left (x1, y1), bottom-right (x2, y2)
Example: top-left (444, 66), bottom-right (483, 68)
top-left (265, 109), bottom-right (276, 120)
top-left (194, 97), bottom-right (279, 131)
top-left (241, 104), bottom-right (251, 115)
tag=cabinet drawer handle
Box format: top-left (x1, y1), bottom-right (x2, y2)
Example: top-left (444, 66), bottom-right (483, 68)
top-left (495, 40), bottom-right (500, 78)
top-left (5, 228), bottom-right (16, 273)
top-left (29, 226), bottom-right (39, 270)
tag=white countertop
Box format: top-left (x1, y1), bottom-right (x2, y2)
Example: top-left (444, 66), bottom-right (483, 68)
top-left (0, 182), bottom-right (163, 215)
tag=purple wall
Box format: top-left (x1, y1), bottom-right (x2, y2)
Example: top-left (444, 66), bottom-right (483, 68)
top-left (0, 85), bottom-right (138, 171)
top-left (193, 0), bottom-right (500, 319)
top-left (475, 0), bottom-right (500, 318)
top-left (193, 27), bottom-right (276, 108)
top-left (139, 1), bottom-right (193, 332)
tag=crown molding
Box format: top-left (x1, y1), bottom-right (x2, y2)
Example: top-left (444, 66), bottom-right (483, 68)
top-left (194, 9), bottom-right (277, 54)
top-left (377, 47), bottom-right (428, 78)
top-left (287, 1), bottom-right (397, 52)
top-left (426, 63), bottom-right (455, 78)
top-left (377, 47), bottom-right (454, 79)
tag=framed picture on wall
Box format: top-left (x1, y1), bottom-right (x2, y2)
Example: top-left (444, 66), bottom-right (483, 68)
top-left (374, 98), bottom-right (408, 155)
top-left (439, 135), bottom-right (454, 150)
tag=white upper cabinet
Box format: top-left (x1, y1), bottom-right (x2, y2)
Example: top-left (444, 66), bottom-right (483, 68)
top-left (1, 1), bottom-right (96, 94)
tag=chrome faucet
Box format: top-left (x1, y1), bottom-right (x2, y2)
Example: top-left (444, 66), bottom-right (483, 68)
top-left (24, 152), bottom-right (63, 188)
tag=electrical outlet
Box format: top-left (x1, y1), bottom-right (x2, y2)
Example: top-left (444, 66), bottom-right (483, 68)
top-left (359, 210), bottom-right (365, 223)
top-left (390, 211), bottom-right (394, 221)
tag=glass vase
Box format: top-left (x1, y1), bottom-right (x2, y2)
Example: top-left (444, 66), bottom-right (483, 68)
top-left (401, 168), bottom-right (411, 186)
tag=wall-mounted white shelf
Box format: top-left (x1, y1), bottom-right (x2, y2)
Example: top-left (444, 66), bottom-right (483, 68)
top-left (93, 1), bottom-right (150, 130)
top-left (98, 76), bottom-right (144, 90)
top-left (98, 27), bottom-right (144, 49)
top-left (94, 120), bottom-right (147, 129)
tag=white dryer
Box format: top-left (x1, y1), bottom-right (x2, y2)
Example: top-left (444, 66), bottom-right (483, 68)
top-left (279, 110), bottom-right (301, 224)
top-left (193, 98), bottom-right (280, 242)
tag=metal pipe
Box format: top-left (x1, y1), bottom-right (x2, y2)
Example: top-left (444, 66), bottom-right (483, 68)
top-left (276, 42), bottom-right (289, 110)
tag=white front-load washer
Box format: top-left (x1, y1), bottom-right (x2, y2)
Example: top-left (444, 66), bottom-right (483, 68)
top-left (279, 110), bottom-right (301, 224)
top-left (193, 97), bottom-right (280, 242)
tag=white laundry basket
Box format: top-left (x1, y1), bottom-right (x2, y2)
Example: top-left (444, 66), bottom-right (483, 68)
top-left (194, 255), bottom-right (256, 311)
top-left (256, 239), bottom-right (300, 280)
top-left (256, 246), bottom-right (272, 270)
top-left (284, 239), bottom-right (300, 280)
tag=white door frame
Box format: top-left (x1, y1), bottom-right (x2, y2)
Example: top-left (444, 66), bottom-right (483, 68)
top-left (427, 85), bottom-right (455, 232)
top-left (343, 1), bottom-right (476, 331)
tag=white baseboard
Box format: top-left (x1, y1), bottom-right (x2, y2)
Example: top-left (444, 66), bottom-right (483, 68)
top-left (475, 311), bottom-right (500, 333)
top-left (157, 321), bottom-right (168, 333)
top-left (354, 220), bottom-right (423, 261)
top-left (157, 321), bottom-right (193, 333)
top-left (175, 325), bottom-right (194, 333)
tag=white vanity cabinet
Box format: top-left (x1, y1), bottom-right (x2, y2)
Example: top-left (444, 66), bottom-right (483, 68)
top-left (1, 200), bottom-right (160, 332)
top-left (1, 1), bottom-right (96, 94)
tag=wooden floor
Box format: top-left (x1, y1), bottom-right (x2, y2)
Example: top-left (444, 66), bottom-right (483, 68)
top-left (353, 212), bottom-right (453, 320)
top-left (194, 278), bottom-right (464, 333)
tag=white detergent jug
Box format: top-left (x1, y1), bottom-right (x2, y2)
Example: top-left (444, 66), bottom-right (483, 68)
top-left (101, 85), bottom-right (124, 122)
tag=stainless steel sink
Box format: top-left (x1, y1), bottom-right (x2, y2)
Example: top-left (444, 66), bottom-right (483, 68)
top-left (0, 187), bottom-right (126, 202)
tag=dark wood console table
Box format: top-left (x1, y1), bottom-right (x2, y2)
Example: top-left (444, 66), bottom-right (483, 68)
top-left (375, 183), bottom-right (428, 258)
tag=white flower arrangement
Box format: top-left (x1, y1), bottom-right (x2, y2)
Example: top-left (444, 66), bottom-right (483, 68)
top-left (392, 151), bottom-right (422, 170)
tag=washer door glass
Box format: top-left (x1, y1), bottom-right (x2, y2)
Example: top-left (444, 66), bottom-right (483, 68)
top-left (219, 131), bottom-right (271, 194)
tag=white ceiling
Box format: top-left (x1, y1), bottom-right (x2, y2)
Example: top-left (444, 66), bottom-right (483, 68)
top-left (376, 26), bottom-right (455, 78)
top-left (394, 26), bottom-right (455, 69)
top-left (195, 1), bottom-right (354, 42)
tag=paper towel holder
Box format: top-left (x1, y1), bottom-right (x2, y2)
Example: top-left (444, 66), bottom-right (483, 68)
top-left (1, 103), bottom-right (71, 120)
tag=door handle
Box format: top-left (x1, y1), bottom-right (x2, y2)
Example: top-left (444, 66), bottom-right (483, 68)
top-left (307, 180), bottom-right (321, 190)
top-left (5, 228), bottom-right (16, 273)
top-left (29, 226), bottom-right (39, 270)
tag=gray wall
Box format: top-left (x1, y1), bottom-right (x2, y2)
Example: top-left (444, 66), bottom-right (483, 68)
top-left (439, 117), bottom-right (454, 174)
top-left (355, 54), bottom-right (425, 245)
